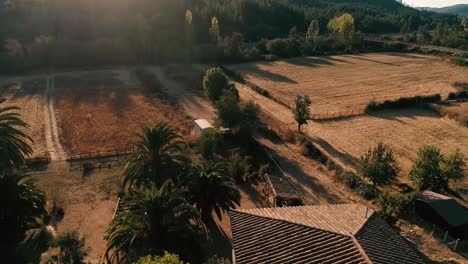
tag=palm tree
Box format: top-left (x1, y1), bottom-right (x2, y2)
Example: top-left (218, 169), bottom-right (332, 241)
top-left (103, 180), bottom-right (199, 263)
top-left (188, 163), bottom-right (240, 222)
top-left (0, 170), bottom-right (47, 261)
top-left (122, 122), bottom-right (187, 190)
top-left (0, 98), bottom-right (32, 171)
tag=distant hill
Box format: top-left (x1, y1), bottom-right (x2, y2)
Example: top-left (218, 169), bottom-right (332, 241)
top-left (422, 4), bottom-right (468, 17)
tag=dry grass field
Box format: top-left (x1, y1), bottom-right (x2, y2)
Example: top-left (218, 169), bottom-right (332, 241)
top-left (228, 53), bottom-right (468, 116)
top-left (0, 79), bottom-right (48, 159)
top-left (55, 69), bottom-right (192, 154)
top-left (432, 102), bottom-right (468, 127)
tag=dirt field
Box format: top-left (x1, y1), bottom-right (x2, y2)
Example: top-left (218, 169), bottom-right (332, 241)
top-left (35, 161), bottom-right (120, 262)
top-left (54, 69), bottom-right (192, 154)
top-left (228, 53), bottom-right (468, 116)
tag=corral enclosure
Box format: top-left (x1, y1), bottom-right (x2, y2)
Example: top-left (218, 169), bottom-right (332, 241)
top-left (228, 53), bottom-right (467, 117)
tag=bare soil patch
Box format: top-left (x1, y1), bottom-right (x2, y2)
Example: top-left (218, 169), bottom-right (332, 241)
top-left (54, 69), bottom-right (191, 154)
top-left (228, 53), bottom-right (467, 116)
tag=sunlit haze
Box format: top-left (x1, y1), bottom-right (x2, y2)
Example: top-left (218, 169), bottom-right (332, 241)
top-left (404, 0), bottom-right (468, 8)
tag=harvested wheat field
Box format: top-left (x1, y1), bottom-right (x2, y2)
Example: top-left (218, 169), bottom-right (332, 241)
top-left (228, 53), bottom-right (468, 116)
top-left (432, 102), bottom-right (468, 127)
top-left (55, 69), bottom-right (191, 155)
top-left (307, 109), bottom-right (468, 182)
top-left (0, 79), bottom-right (48, 159)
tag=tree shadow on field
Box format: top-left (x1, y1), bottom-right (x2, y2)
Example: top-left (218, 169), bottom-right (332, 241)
top-left (244, 62), bottom-right (298, 84)
top-left (312, 137), bottom-right (360, 171)
top-left (343, 54), bottom-right (400, 67)
top-left (262, 143), bottom-right (342, 204)
top-left (285, 56), bottom-right (335, 68)
top-left (384, 52), bottom-right (428, 60)
top-left (369, 108), bottom-right (438, 122)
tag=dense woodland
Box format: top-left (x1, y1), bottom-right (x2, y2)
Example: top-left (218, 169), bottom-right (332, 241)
top-left (0, 0), bottom-right (467, 72)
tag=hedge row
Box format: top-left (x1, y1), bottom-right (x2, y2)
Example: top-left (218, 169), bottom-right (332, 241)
top-left (221, 66), bottom-right (271, 98)
top-left (365, 94), bottom-right (441, 112)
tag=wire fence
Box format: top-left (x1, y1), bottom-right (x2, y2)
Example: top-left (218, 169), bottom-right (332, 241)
top-left (67, 145), bottom-right (136, 162)
top-left (429, 224), bottom-right (466, 254)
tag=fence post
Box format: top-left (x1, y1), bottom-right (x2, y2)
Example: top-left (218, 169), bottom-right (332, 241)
top-left (443, 231), bottom-right (448, 242)
top-left (454, 238), bottom-right (460, 251)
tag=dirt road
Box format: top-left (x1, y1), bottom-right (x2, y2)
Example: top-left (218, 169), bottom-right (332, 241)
top-left (44, 75), bottom-right (67, 161)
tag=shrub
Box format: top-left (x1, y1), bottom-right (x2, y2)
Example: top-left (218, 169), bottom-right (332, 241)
top-left (451, 56), bottom-right (468, 67)
top-left (47, 231), bottom-right (90, 264)
top-left (356, 183), bottom-right (379, 200)
top-left (228, 154), bottom-right (255, 183)
top-left (377, 191), bottom-right (416, 225)
top-left (266, 37), bottom-right (302, 58)
top-left (216, 92), bottom-right (241, 128)
top-left (297, 135), bottom-right (328, 164)
top-left (342, 171), bottom-right (362, 189)
top-left (203, 67), bottom-right (237, 102)
top-left (365, 94), bottom-right (441, 112)
top-left (198, 128), bottom-right (223, 159)
top-left (135, 252), bottom-right (187, 264)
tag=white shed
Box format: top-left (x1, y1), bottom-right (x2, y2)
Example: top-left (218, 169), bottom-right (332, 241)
top-left (194, 119), bottom-right (213, 136)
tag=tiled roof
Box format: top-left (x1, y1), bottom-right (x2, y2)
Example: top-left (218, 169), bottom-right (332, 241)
top-left (230, 210), bottom-right (366, 264)
top-left (235, 204), bottom-right (372, 236)
top-left (230, 204), bottom-right (426, 264)
top-left (356, 214), bottom-right (425, 264)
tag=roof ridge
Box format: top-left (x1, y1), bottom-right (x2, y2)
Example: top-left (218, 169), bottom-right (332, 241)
top-left (233, 203), bottom-right (368, 212)
top-left (350, 233), bottom-right (374, 264)
top-left (230, 209), bottom-right (356, 239)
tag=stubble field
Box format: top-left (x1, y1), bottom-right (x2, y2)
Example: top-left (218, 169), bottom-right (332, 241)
top-left (228, 53), bottom-right (467, 116)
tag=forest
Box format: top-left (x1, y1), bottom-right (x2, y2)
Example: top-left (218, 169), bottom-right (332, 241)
top-left (0, 0), bottom-right (466, 72)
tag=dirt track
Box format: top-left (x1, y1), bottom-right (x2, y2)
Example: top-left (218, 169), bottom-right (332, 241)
top-left (44, 75), bottom-right (67, 161)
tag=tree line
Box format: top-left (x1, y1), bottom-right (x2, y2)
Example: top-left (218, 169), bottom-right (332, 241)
top-left (1, 0), bottom-right (466, 73)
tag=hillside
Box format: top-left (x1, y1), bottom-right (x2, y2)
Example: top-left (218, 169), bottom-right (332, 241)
top-left (423, 4), bottom-right (468, 17)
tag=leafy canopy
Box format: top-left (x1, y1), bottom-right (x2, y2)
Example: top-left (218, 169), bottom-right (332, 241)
top-left (360, 143), bottom-right (400, 186)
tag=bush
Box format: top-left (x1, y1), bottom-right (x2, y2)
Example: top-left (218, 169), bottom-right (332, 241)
top-left (357, 183), bottom-right (379, 200)
top-left (228, 154), bottom-right (255, 183)
top-left (198, 128), bottom-right (223, 159)
top-left (451, 56), bottom-right (468, 67)
top-left (365, 94), bottom-right (441, 112)
top-left (266, 37), bottom-right (302, 58)
top-left (203, 67), bottom-right (237, 102)
top-left (377, 191), bottom-right (416, 225)
top-left (135, 252), bottom-right (187, 264)
top-left (216, 92), bottom-right (241, 128)
top-left (297, 135), bottom-right (328, 164)
top-left (342, 171), bottom-right (362, 189)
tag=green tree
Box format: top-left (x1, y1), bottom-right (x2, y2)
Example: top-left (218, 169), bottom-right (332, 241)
top-left (328, 13), bottom-right (355, 45)
top-left (185, 10), bottom-right (194, 61)
top-left (203, 67), bottom-right (237, 102)
top-left (377, 191), bottom-right (416, 225)
top-left (188, 163), bottom-right (240, 222)
top-left (306, 19), bottom-right (320, 45)
top-left (224, 32), bottom-right (244, 59)
top-left (216, 92), bottom-right (241, 128)
top-left (360, 143), bottom-right (400, 186)
top-left (122, 122), bottom-right (187, 190)
top-left (136, 252), bottom-right (187, 264)
top-left (293, 95), bottom-right (311, 131)
top-left (0, 98), bottom-right (33, 171)
top-left (103, 181), bottom-right (199, 263)
top-left (209, 17), bottom-right (220, 45)
top-left (442, 149), bottom-right (466, 182)
top-left (0, 170), bottom-right (47, 261)
top-left (198, 128), bottom-right (223, 159)
top-left (47, 231), bottom-right (90, 264)
top-left (409, 145), bottom-right (446, 191)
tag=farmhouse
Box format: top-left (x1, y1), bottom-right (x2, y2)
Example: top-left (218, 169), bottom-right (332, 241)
top-left (416, 190), bottom-right (468, 239)
top-left (264, 173), bottom-right (302, 207)
top-left (230, 204), bottom-right (425, 264)
top-left (193, 119), bottom-right (213, 136)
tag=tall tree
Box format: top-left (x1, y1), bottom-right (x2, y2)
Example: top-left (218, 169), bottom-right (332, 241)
top-left (122, 122), bottom-right (187, 191)
top-left (209, 16), bottom-right (220, 45)
top-left (103, 181), bottom-right (199, 263)
top-left (293, 95), bottom-right (311, 131)
top-left (203, 67), bottom-right (237, 102)
top-left (360, 143), bottom-right (400, 186)
top-left (328, 13), bottom-right (355, 45)
top-left (409, 145), bottom-right (446, 191)
top-left (0, 98), bottom-right (32, 171)
top-left (187, 163), bottom-right (240, 222)
top-left (306, 19), bottom-right (320, 45)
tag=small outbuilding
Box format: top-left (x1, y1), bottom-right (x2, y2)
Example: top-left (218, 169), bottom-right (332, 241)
top-left (193, 119), bottom-right (213, 136)
top-left (264, 173), bottom-right (302, 207)
top-left (416, 190), bottom-right (468, 239)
